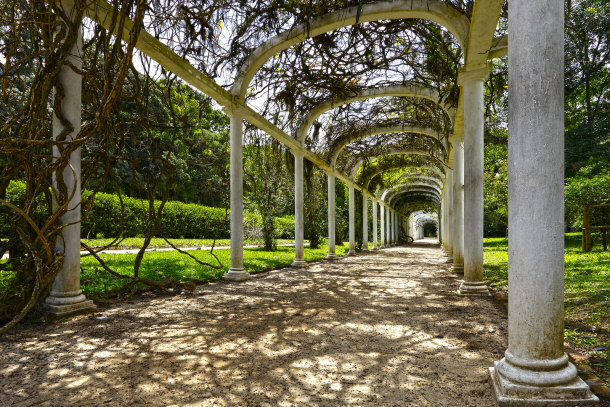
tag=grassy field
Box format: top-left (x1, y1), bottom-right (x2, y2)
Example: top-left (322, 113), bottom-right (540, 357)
top-left (81, 237), bottom-right (305, 249)
top-left (80, 242), bottom-right (348, 297)
top-left (484, 232), bottom-right (610, 383)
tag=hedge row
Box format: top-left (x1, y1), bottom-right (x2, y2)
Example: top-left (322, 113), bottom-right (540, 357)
top-left (0, 181), bottom-right (294, 240)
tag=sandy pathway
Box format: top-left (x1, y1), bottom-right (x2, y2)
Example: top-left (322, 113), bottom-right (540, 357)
top-left (1, 240), bottom-right (509, 406)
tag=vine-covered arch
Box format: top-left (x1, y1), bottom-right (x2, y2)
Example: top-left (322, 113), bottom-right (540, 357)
top-left (230, 0), bottom-right (471, 99)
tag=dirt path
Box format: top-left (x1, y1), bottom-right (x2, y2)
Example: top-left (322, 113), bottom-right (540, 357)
top-left (1, 240), bottom-right (510, 406)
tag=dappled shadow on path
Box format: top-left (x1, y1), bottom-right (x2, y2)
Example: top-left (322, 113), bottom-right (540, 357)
top-left (0, 243), bottom-right (508, 406)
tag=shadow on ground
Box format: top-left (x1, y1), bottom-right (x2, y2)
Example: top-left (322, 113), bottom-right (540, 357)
top-left (1, 240), bottom-right (509, 406)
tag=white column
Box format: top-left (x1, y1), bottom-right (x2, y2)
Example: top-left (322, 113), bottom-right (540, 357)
top-left (386, 207), bottom-right (391, 246)
top-left (394, 212), bottom-right (398, 243)
top-left (223, 111), bottom-right (251, 281)
top-left (348, 186), bottom-right (356, 255)
top-left (292, 152), bottom-right (306, 267)
top-left (44, 8), bottom-right (96, 317)
top-left (440, 198), bottom-right (445, 247)
top-left (452, 143), bottom-right (464, 272)
top-left (489, 0), bottom-right (597, 404)
top-left (327, 173), bottom-right (337, 259)
top-left (459, 70), bottom-right (490, 295)
top-left (388, 210), bottom-right (392, 245)
top-left (392, 211), bottom-right (398, 244)
top-left (362, 192), bottom-right (368, 251)
top-left (380, 205), bottom-right (386, 248)
top-left (372, 200), bottom-right (379, 249)
top-left (445, 170), bottom-right (454, 262)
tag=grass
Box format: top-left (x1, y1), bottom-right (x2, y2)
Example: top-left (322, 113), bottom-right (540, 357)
top-left (484, 232), bottom-right (610, 383)
top-left (81, 237), bottom-right (305, 249)
top-left (80, 241), bottom-right (349, 297)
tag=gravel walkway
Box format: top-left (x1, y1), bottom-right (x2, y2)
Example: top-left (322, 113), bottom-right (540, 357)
top-left (1, 239), bottom-right (509, 406)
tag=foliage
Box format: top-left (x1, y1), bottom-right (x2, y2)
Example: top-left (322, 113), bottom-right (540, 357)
top-left (303, 161), bottom-right (328, 248)
top-left (0, 180), bottom-right (294, 241)
top-left (483, 144), bottom-right (508, 236)
top-left (565, 158), bottom-right (610, 228)
top-left (484, 233), bottom-right (610, 383)
top-left (244, 136), bottom-right (293, 250)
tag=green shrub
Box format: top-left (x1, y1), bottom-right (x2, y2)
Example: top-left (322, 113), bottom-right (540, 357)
top-left (1, 180), bottom-right (295, 240)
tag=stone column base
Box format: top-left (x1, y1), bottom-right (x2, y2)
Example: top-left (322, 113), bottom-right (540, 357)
top-left (326, 253), bottom-right (338, 260)
top-left (457, 280), bottom-right (489, 296)
top-left (222, 268), bottom-right (251, 281)
top-left (347, 250), bottom-right (356, 256)
top-left (451, 264), bottom-right (464, 273)
top-left (44, 293), bottom-right (97, 319)
top-left (291, 259), bottom-right (307, 268)
top-left (489, 364), bottom-right (599, 406)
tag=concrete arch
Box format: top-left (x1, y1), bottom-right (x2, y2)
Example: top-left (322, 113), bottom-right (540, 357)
top-left (401, 202), bottom-right (440, 214)
top-left (349, 146), bottom-right (447, 179)
top-left (296, 85), bottom-right (456, 144)
top-left (389, 189), bottom-right (442, 205)
top-left (380, 185), bottom-right (440, 209)
top-left (398, 175), bottom-right (445, 189)
top-left (361, 163), bottom-right (446, 189)
top-left (382, 182), bottom-right (443, 200)
top-left (330, 125), bottom-right (447, 166)
top-left (231, 0), bottom-right (470, 99)
top-left (386, 184), bottom-right (442, 204)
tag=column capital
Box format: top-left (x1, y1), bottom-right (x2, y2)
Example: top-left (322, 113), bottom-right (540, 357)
top-left (457, 63), bottom-right (492, 86)
top-left (449, 132), bottom-right (464, 144)
top-left (222, 104), bottom-right (248, 118)
top-left (291, 148), bottom-right (305, 158)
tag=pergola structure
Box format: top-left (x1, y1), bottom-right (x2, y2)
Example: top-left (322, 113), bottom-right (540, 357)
top-left (45, 0), bottom-right (598, 404)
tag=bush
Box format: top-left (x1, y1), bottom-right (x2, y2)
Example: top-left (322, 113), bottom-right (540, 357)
top-left (1, 181), bottom-right (295, 240)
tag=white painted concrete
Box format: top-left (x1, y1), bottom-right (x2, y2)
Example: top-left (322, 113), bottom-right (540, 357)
top-left (292, 153), bottom-right (307, 267)
top-left (451, 143), bottom-right (464, 272)
top-left (459, 72), bottom-right (489, 296)
top-left (348, 186), bottom-right (356, 255)
top-left (44, 9), bottom-right (96, 317)
top-left (372, 200), bottom-right (379, 249)
top-left (362, 193), bottom-right (368, 251)
top-left (327, 173), bottom-right (337, 259)
top-left (489, 0), bottom-right (597, 404)
top-left (223, 112), bottom-right (251, 281)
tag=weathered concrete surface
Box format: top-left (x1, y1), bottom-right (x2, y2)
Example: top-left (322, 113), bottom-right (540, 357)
top-left (223, 112), bottom-right (250, 282)
top-left (489, 0), bottom-right (598, 404)
top-left (327, 174), bottom-right (337, 259)
top-left (452, 144), bottom-right (464, 271)
top-left (2, 241), bottom-right (511, 406)
top-left (459, 73), bottom-right (490, 297)
top-left (44, 7), bottom-right (96, 317)
top-left (292, 153), bottom-right (306, 267)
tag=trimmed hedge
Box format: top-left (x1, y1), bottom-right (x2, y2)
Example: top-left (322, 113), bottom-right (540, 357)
top-left (0, 181), bottom-right (294, 240)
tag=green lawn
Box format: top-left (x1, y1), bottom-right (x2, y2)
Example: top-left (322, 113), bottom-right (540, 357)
top-left (80, 242), bottom-right (348, 297)
top-left (484, 232), bottom-right (610, 383)
top-left (81, 237), bottom-right (305, 249)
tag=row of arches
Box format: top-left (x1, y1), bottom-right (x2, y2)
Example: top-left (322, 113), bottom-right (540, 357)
top-left (42, 0), bottom-right (598, 405)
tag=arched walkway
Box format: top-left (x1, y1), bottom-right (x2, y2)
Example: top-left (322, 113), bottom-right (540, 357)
top-left (0, 244), bottom-right (508, 406)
